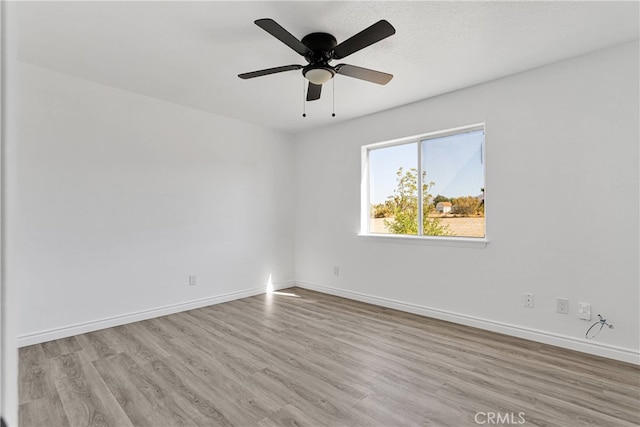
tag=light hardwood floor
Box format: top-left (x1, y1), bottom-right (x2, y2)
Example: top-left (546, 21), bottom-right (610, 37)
top-left (19, 287), bottom-right (640, 426)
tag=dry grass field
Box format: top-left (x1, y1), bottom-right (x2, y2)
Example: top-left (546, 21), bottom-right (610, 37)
top-left (370, 216), bottom-right (485, 238)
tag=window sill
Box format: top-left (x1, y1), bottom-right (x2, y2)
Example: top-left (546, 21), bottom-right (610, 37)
top-left (357, 233), bottom-right (489, 248)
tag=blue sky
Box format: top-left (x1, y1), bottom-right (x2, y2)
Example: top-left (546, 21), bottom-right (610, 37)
top-left (369, 130), bottom-right (484, 204)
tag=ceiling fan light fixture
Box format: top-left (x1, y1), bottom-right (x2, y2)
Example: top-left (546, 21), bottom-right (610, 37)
top-left (304, 67), bottom-right (334, 85)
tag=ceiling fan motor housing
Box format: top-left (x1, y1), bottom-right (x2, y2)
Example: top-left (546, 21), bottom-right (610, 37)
top-left (301, 32), bottom-right (338, 62)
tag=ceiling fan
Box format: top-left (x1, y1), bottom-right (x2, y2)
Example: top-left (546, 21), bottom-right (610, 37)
top-left (238, 18), bottom-right (396, 101)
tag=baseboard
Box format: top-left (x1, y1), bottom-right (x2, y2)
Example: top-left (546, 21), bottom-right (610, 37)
top-left (17, 281), bottom-right (294, 347)
top-left (294, 281), bottom-right (640, 365)
top-left (19, 279), bottom-right (639, 365)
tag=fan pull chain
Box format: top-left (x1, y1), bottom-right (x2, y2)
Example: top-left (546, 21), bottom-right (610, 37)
top-left (332, 79), bottom-right (336, 117)
top-left (302, 77), bottom-right (307, 118)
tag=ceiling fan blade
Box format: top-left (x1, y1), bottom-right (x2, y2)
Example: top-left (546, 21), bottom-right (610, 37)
top-left (255, 18), bottom-right (312, 56)
top-left (333, 20), bottom-right (396, 59)
top-left (306, 82), bottom-right (322, 101)
top-left (335, 64), bottom-right (393, 85)
top-left (238, 64), bottom-right (303, 79)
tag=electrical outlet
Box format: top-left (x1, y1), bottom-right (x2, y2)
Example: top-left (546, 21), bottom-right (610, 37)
top-left (188, 274), bottom-right (197, 286)
top-left (556, 298), bottom-right (569, 314)
top-left (333, 266), bottom-right (340, 276)
top-left (524, 293), bottom-right (534, 308)
top-left (578, 302), bottom-right (591, 320)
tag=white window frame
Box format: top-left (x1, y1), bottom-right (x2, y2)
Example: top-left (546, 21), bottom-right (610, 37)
top-left (360, 123), bottom-right (488, 248)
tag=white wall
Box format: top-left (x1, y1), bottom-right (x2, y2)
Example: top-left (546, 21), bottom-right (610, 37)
top-left (294, 41), bottom-right (640, 363)
top-left (2, 5), bottom-right (19, 424)
top-left (14, 62), bottom-right (296, 343)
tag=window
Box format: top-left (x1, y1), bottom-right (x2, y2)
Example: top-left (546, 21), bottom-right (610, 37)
top-left (363, 124), bottom-right (485, 239)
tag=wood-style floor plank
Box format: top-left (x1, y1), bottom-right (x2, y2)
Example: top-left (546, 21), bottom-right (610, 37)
top-left (19, 396), bottom-right (70, 427)
top-left (52, 352), bottom-right (134, 427)
top-left (19, 287), bottom-right (640, 426)
top-left (93, 352), bottom-right (197, 427)
top-left (41, 337), bottom-right (82, 360)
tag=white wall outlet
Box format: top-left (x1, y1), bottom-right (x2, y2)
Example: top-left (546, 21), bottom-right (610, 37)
top-left (556, 298), bottom-right (569, 314)
top-left (188, 274), bottom-right (197, 286)
top-left (525, 293), bottom-right (534, 308)
top-left (578, 302), bottom-right (591, 320)
top-left (333, 266), bottom-right (340, 276)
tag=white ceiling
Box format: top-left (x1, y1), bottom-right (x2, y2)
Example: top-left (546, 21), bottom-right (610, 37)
top-left (14, 1), bottom-right (639, 135)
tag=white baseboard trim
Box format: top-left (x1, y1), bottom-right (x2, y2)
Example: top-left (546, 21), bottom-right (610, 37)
top-left (19, 279), bottom-right (639, 365)
top-left (293, 281), bottom-right (640, 365)
top-left (17, 281), bottom-right (294, 348)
